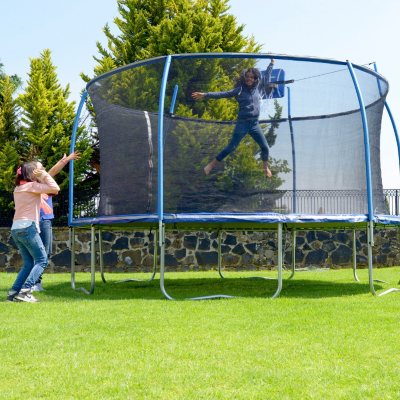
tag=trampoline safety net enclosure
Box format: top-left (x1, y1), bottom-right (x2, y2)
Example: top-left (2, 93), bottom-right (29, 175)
top-left (77, 53), bottom-right (391, 219)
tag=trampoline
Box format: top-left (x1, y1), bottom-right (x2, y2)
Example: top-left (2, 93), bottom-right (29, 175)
top-left (68, 53), bottom-right (400, 299)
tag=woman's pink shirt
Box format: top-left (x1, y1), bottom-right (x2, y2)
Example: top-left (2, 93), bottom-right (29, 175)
top-left (13, 172), bottom-right (60, 225)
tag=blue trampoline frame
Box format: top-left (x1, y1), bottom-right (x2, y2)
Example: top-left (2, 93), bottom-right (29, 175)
top-left (68, 53), bottom-right (400, 299)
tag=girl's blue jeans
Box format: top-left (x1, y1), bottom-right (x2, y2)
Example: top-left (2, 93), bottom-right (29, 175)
top-left (11, 223), bottom-right (48, 292)
top-left (39, 219), bottom-right (53, 256)
top-left (216, 119), bottom-right (270, 162)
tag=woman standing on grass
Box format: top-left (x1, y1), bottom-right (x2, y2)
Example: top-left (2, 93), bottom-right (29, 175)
top-left (27, 151), bottom-right (80, 292)
top-left (6, 161), bottom-right (60, 303)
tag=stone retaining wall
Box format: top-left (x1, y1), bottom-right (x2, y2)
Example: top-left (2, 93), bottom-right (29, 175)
top-left (0, 227), bottom-right (399, 273)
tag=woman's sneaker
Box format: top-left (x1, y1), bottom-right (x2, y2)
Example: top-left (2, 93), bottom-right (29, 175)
top-left (15, 288), bottom-right (39, 303)
top-left (6, 290), bottom-right (18, 302)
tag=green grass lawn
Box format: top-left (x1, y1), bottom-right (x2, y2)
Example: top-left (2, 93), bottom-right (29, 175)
top-left (1, 267), bottom-right (400, 399)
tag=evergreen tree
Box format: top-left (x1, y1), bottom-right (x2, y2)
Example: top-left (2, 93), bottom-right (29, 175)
top-left (82, 0), bottom-right (259, 80)
top-left (0, 74), bottom-right (21, 216)
top-left (83, 0), bottom-right (290, 212)
top-left (0, 61), bottom-right (22, 102)
top-left (0, 76), bottom-right (20, 192)
top-left (18, 49), bottom-right (91, 190)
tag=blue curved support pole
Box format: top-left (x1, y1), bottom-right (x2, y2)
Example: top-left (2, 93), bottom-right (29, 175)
top-left (383, 102), bottom-right (400, 170)
top-left (347, 61), bottom-right (376, 295)
top-left (68, 91), bottom-right (94, 294)
top-left (346, 61), bottom-right (374, 222)
top-left (347, 61), bottom-right (400, 296)
top-left (374, 62), bottom-right (400, 170)
top-left (372, 63), bottom-right (400, 294)
top-left (157, 57), bottom-right (171, 225)
top-left (158, 58), bottom-right (234, 301)
top-left (287, 87), bottom-right (297, 280)
top-left (68, 90), bottom-right (88, 226)
top-left (157, 57), bottom-right (172, 299)
top-left (287, 87), bottom-right (296, 213)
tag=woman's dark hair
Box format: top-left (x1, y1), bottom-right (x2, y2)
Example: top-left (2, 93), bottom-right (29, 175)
top-left (237, 67), bottom-right (261, 88)
top-left (15, 161), bottom-right (39, 186)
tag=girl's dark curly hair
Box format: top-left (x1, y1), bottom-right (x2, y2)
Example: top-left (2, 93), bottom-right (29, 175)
top-left (237, 67), bottom-right (261, 88)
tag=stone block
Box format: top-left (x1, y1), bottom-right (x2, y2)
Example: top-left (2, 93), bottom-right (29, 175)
top-left (0, 242), bottom-right (9, 253)
top-left (112, 237), bottom-right (129, 250)
top-left (198, 238), bottom-right (210, 251)
top-left (51, 249), bottom-right (71, 266)
top-left (174, 248), bottom-right (186, 260)
top-left (103, 251), bottom-right (119, 266)
top-left (195, 251), bottom-right (218, 266)
top-left (232, 243), bottom-right (245, 255)
top-left (245, 243), bottom-right (258, 254)
top-left (165, 254), bottom-right (179, 267)
top-left (101, 232), bottom-right (116, 242)
top-left (183, 235), bottom-right (198, 250)
top-left (331, 244), bottom-right (352, 264)
top-left (224, 234), bottom-right (237, 245)
top-left (305, 249), bottom-right (328, 265)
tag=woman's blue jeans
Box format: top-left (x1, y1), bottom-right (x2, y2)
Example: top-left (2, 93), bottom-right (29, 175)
top-left (216, 119), bottom-right (270, 162)
top-left (11, 223), bottom-right (48, 292)
top-left (22, 219), bottom-right (53, 286)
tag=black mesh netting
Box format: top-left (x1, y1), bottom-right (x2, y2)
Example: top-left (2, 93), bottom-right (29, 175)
top-left (84, 54), bottom-right (389, 217)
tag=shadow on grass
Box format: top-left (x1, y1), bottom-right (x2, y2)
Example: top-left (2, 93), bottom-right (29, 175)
top-left (43, 275), bottom-right (382, 301)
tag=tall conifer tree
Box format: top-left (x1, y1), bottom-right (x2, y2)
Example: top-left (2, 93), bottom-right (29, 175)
top-left (18, 49), bottom-right (90, 190)
top-left (83, 0), bottom-right (289, 206)
top-left (0, 75), bottom-right (20, 192)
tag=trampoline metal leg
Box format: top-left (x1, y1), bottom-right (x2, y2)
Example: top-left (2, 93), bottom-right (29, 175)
top-left (288, 229), bottom-right (296, 280)
top-left (89, 225), bottom-right (96, 294)
top-left (70, 227), bottom-right (76, 290)
top-left (352, 229), bottom-right (359, 282)
top-left (152, 230), bottom-right (158, 280)
top-left (159, 223), bottom-right (174, 300)
top-left (70, 225), bottom-right (96, 295)
top-left (366, 222), bottom-right (400, 297)
top-left (271, 223), bottom-right (283, 299)
top-left (367, 222), bottom-right (377, 295)
top-left (218, 229), bottom-right (225, 279)
top-left (99, 229), bottom-right (106, 283)
top-left (366, 222), bottom-right (399, 296)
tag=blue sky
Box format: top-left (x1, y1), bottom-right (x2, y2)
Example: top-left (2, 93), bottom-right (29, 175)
top-left (1, 0), bottom-right (399, 188)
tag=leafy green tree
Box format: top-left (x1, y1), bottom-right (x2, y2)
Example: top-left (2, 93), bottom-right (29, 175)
top-left (0, 75), bottom-right (21, 191)
top-left (18, 49), bottom-right (91, 190)
top-left (0, 61), bottom-right (22, 101)
top-left (0, 71), bottom-right (22, 216)
top-left (82, 0), bottom-right (259, 80)
top-left (84, 0), bottom-right (290, 212)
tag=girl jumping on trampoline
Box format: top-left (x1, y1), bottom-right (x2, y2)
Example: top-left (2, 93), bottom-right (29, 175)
top-left (192, 59), bottom-right (275, 177)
